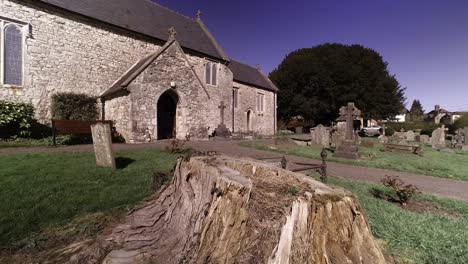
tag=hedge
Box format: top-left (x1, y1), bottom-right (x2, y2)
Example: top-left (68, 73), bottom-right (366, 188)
top-left (0, 101), bottom-right (35, 138)
top-left (51, 92), bottom-right (98, 120)
top-left (384, 122), bottom-right (440, 136)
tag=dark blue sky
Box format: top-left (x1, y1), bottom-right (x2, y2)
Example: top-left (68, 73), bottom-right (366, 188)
top-left (155, 0), bottom-right (468, 112)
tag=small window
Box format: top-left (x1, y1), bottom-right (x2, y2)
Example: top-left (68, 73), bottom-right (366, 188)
top-left (257, 93), bottom-right (264, 112)
top-left (4, 24), bottom-right (23, 86)
top-left (205, 61), bottom-right (217, 86)
top-left (233, 88), bottom-right (238, 108)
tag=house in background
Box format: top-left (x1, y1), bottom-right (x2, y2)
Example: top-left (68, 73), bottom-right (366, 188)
top-left (451, 111), bottom-right (468, 124)
top-left (425, 105), bottom-right (452, 125)
top-left (1, 0), bottom-right (278, 142)
top-left (382, 107), bottom-right (409, 123)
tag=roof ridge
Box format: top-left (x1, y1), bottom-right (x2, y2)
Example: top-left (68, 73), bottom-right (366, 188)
top-left (143, 0), bottom-right (196, 22)
top-left (196, 18), bottom-right (229, 61)
top-left (230, 59), bottom-right (256, 70)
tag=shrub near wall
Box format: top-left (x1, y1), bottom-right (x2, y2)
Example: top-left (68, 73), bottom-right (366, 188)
top-left (51, 93), bottom-right (98, 120)
top-left (0, 101), bottom-right (34, 138)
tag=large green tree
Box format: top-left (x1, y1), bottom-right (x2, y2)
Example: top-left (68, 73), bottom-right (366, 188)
top-left (409, 99), bottom-right (424, 121)
top-left (269, 43), bottom-right (406, 124)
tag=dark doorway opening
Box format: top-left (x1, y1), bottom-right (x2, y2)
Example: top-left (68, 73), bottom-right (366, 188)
top-left (247, 110), bottom-right (253, 131)
top-left (157, 90), bottom-right (178, 140)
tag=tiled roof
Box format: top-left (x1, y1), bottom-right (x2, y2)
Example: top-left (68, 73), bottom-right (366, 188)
top-left (228, 60), bottom-right (279, 92)
top-left (38, 0), bottom-right (228, 61)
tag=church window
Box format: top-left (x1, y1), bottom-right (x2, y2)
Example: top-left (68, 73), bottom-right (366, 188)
top-left (205, 60), bottom-right (217, 86)
top-left (257, 93), bottom-right (264, 112)
top-left (1, 19), bottom-right (26, 86)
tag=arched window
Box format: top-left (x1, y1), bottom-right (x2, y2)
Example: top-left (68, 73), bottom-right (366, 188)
top-left (4, 24), bottom-right (23, 86)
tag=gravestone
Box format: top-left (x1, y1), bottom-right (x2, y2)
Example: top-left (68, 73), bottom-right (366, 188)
top-left (431, 125), bottom-right (446, 149)
top-left (415, 134), bottom-right (430, 145)
top-left (378, 134), bottom-right (388, 143)
top-left (214, 101), bottom-right (231, 138)
top-left (460, 127), bottom-right (468, 151)
top-left (91, 122), bottom-right (116, 168)
top-left (405, 130), bottom-right (415, 141)
top-left (333, 102), bottom-right (361, 159)
top-left (310, 124), bottom-right (330, 147)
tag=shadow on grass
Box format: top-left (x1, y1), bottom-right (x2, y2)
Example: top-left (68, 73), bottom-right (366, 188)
top-left (115, 157), bottom-right (136, 169)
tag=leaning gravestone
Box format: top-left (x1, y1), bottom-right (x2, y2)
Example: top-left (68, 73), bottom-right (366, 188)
top-left (91, 122), bottom-right (116, 168)
top-left (310, 124), bottom-right (330, 147)
top-left (431, 126), bottom-right (446, 149)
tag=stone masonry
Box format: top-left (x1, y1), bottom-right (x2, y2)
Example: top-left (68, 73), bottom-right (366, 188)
top-left (1, 0), bottom-right (164, 120)
top-left (1, 0), bottom-right (277, 141)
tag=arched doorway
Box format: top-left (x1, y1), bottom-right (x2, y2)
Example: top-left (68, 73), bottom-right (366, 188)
top-left (157, 90), bottom-right (178, 140)
top-left (246, 110), bottom-right (253, 131)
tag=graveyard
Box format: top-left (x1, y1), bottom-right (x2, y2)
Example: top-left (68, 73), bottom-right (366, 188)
top-left (2, 0), bottom-right (468, 263)
top-left (1, 146), bottom-right (468, 263)
top-left (242, 138), bottom-right (468, 181)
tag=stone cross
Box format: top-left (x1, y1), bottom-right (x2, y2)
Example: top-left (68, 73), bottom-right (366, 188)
top-left (339, 102), bottom-right (361, 141)
top-left (218, 101), bottom-right (227, 125)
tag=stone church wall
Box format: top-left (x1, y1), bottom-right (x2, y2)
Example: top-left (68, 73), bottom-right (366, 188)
top-left (233, 81), bottom-right (276, 135)
top-left (2, 0), bottom-right (277, 141)
top-left (1, 0), bottom-right (163, 121)
top-left (105, 42), bottom-right (235, 142)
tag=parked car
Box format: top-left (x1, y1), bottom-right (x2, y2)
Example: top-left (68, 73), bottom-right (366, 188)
top-left (362, 125), bottom-right (381, 136)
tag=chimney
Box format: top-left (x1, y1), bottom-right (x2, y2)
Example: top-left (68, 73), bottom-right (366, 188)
top-left (435, 105), bottom-right (440, 112)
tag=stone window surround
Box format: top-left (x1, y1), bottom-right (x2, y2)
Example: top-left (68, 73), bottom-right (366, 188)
top-left (204, 58), bottom-right (218, 87)
top-left (0, 16), bottom-right (29, 88)
top-left (256, 92), bottom-right (265, 113)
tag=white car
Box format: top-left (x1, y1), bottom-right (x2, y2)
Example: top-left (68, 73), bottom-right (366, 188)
top-left (362, 125), bottom-right (381, 135)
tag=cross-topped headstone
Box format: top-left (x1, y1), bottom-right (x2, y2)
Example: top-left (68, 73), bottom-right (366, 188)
top-left (218, 101), bottom-right (227, 125)
top-left (339, 102), bottom-right (361, 141)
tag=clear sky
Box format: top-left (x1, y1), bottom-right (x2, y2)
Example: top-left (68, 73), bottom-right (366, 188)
top-left (154, 0), bottom-right (468, 113)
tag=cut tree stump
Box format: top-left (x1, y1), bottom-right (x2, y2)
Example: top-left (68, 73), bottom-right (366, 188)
top-left (69, 155), bottom-right (386, 264)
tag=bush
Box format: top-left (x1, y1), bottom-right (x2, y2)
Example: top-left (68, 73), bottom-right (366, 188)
top-left (381, 176), bottom-right (419, 205)
top-left (0, 101), bottom-right (35, 138)
top-left (51, 92), bottom-right (98, 120)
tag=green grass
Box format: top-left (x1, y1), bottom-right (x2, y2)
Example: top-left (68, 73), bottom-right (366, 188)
top-left (0, 149), bottom-right (177, 248)
top-left (0, 138), bottom-right (52, 148)
top-left (242, 140), bottom-right (468, 181)
top-left (325, 176), bottom-right (468, 264)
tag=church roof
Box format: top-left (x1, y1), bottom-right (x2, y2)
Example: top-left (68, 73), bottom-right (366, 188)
top-left (228, 60), bottom-right (279, 92)
top-left (37, 0), bottom-right (229, 61)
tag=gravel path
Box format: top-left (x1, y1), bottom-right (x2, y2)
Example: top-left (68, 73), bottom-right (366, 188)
top-left (2, 140), bottom-right (468, 201)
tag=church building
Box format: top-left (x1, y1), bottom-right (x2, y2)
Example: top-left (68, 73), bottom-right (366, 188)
top-left (0, 0), bottom-right (278, 142)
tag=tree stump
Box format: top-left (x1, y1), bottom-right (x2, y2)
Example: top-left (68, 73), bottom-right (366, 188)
top-left (69, 155), bottom-right (386, 264)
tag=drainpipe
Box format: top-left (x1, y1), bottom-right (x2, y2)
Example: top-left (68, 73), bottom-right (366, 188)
top-left (232, 89), bottom-right (235, 132)
top-left (273, 92), bottom-right (277, 135)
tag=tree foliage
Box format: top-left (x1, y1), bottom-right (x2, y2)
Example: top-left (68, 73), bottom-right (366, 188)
top-left (269, 43), bottom-right (406, 124)
top-left (409, 100), bottom-right (424, 121)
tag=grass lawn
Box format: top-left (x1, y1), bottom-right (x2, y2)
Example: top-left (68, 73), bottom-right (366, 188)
top-left (242, 140), bottom-right (468, 181)
top-left (0, 149), bottom-right (177, 249)
top-left (325, 176), bottom-right (468, 264)
top-left (0, 138), bottom-right (52, 148)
